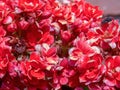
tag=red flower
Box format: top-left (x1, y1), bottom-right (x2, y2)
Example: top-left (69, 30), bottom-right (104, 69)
top-left (88, 83), bottom-right (115, 90)
top-left (104, 56), bottom-right (120, 88)
top-left (0, 0), bottom-right (120, 89)
top-left (0, 38), bottom-right (13, 78)
top-left (26, 52), bottom-right (46, 80)
top-left (35, 43), bottom-right (58, 70)
top-left (77, 54), bottom-right (106, 85)
top-left (69, 37), bottom-right (95, 61)
top-left (52, 67), bottom-right (69, 89)
top-left (18, 0), bottom-right (44, 12)
top-left (83, 3), bottom-right (103, 22)
top-left (0, 1), bottom-right (10, 23)
top-left (70, 0), bottom-right (84, 17)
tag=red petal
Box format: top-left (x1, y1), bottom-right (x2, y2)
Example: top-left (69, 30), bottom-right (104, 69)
top-left (30, 70), bottom-right (45, 79)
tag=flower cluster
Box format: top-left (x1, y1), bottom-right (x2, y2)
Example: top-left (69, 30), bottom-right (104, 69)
top-left (0, 0), bottom-right (120, 90)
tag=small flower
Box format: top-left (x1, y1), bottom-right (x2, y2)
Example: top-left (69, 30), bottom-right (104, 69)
top-left (69, 37), bottom-right (95, 61)
top-left (61, 30), bottom-right (71, 44)
top-left (22, 52), bottom-right (46, 80)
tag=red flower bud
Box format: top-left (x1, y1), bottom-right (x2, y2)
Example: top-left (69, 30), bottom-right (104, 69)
top-left (3, 16), bottom-right (13, 24)
top-left (7, 23), bottom-right (17, 32)
top-left (40, 11), bottom-right (52, 19)
top-left (61, 30), bottom-right (71, 43)
top-left (18, 20), bottom-right (29, 30)
top-left (0, 26), bottom-right (6, 37)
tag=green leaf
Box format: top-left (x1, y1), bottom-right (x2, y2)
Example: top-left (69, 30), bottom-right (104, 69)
top-left (84, 87), bottom-right (89, 90)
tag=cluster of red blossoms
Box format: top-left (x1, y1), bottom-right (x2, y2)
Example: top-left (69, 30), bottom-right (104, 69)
top-left (0, 0), bottom-right (120, 90)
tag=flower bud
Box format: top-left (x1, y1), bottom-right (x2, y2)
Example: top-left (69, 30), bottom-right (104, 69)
top-left (18, 20), bottom-right (29, 30)
top-left (40, 11), bottom-right (52, 19)
top-left (3, 16), bottom-right (13, 24)
top-left (61, 30), bottom-right (71, 44)
top-left (7, 23), bottom-right (17, 32)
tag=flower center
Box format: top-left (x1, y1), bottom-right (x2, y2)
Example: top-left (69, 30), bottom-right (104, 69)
top-left (14, 40), bottom-right (26, 54)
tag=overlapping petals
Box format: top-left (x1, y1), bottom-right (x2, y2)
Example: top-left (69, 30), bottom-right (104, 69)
top-left (0, 0), bottom-right (120, 90)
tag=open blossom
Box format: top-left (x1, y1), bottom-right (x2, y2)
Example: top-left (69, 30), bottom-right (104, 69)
top-left (35, 43), bottom-right (58, 70)
top-left (21, 52), bottom-right (46, 80)
top-left (104, 56), bottom-right (120, 88)
top-left (69, 37), bottom-right (96, 61)
top-left (77, 54), bottom-right (106, 85)
top-left (25, 60), bottom-right (45, 80)
top-left (83, 2), bottom-right (103, 22)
